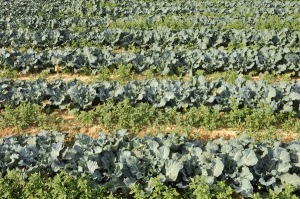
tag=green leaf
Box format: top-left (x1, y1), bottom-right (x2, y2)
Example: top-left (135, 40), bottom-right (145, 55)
top-left (259, 176), bottom-right (276, 186)
top-left (126, 156), bottom-right (143, 179)
top-left (165, 159), bottom-right (183, 181)
top-left (289, 92), bottom-right (300, 100)
top-left (277, 161), bottom-right (292, 173)
top-left (280, 173), bottom-right (300, 188)
top-left (236, 178), bottom-right (253, 197)
top-left (267, 87), bottom-right (276, 99)
top-left (159, 146), bottom-right (170, 160)
top-left (212, 157), bottom-right (224, 177)
top-left (87, 160), bottom-right (98, 174)
top-left (241, 149), bottom-right (258, 166)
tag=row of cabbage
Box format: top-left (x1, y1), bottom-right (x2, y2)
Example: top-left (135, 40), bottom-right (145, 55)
top-left (2, 13), bottom-right (299, 32)
top-left (1, 46), bottom-right (299, 75)
top-left (2, 0), bottom-right (298, 19)
top-left (1, 28), bottom-right (299, 49)
top-left (58, 0), bottom-right (300, 18)
top-left (1, 130), bottom-right (299, 197)
top-left (1, 77), bottom-right (299, 113)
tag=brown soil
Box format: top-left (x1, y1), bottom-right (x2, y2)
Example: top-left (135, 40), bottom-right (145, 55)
top-left (7, 72), bottom-right (300, 84)
top-left (11, 71), bottom-right (150, 84)
top-left (0, 114), bottom-right (297, 142)
top-left (17, 73), bottom-right (96, 83)
top-left (251, 75), bottom-right (300, 82)
top-left (0, 107), bottom-right (298, 142)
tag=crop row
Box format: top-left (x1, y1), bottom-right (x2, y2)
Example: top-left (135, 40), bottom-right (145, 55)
top-left (2, 170), bottom-right (298, 198)
top-left (1, 77), bottom-right (300, 113)
top-left (2, 13), bottom-right (299, 32)
top-left (1, 0), bottom-right (204, 18)
top-left (1, 46), bottom-right (299, 75)
top-left (2, 0), bottom-right (298, 19)
top-left (60, 0), bottom-right (300, 18)
top-left (1, 130), bottom-right (300, 197)
top-left (1, 27), bottom-right (299, 49)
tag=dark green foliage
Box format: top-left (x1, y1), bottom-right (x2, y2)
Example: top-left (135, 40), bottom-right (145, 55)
top-left (1, 46), bottom-right (299, 75)
top-left (1, 0), bottom-right (300, 198)
top-left (1, 77), bottom-right (300, 114)
top-left (0, 131), bottom-right (300, 197)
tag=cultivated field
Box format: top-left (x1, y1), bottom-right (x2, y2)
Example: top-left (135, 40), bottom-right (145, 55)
top-left (0, 0), bottom-right (300, 198)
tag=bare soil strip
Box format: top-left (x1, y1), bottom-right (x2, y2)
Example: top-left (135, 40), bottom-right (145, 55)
top-left (16, 73), bottom-right (98, 83)
top-left (0, 110), bottom-right (297, 142)
top-left (3, 71), bottom-right (300, 84)
top-left (0, 125), bottom-right (296, 142)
